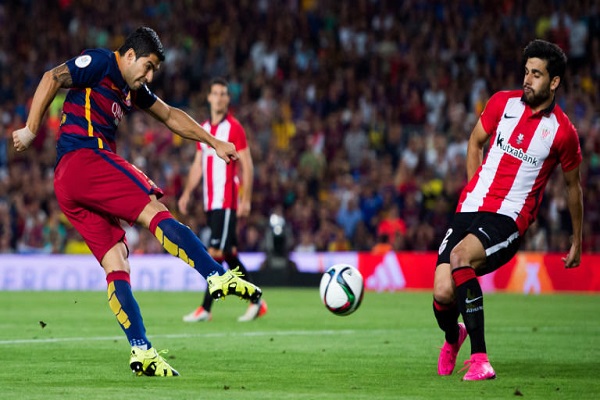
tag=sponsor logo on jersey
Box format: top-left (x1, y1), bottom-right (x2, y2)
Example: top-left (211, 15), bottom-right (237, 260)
top-left (111, 102), bottom-right (124, 126)
top-left (496, 133), bottom-right (538, 166)
top-left (516, 133), bottom-right (524, 145)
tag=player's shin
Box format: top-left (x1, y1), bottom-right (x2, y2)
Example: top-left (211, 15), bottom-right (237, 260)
top-left (433, 299), bottom-right (461, 343)
top-left (452, 266), bottom-right (487, 354)
top-left (149, 211), bottom-right (226, 278)
top-left (106, 271), bottom-right (151, 349)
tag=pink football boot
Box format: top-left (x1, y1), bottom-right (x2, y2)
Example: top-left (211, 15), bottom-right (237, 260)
top-left (461, 353), bottom-right (496, 380)
top-left (437, 322), bottom-right (468, 375)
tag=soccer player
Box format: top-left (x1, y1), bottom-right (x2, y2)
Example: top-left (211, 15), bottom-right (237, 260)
top-left (179, 78), bottom-right (267, 323)
top-left (433, 39), bottom-right (583, 380)
top-left (12, 27), bottom-right (262, 377)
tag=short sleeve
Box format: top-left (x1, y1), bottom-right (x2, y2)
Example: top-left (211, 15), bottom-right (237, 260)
top-left (479, 91), bottom-right (507, 135)
top-left (557, 120), bottom-right (582, 172)
top-left (229, 118), bottom-right (248, 151)
top-left (65, 49), bottom-right (110, 88)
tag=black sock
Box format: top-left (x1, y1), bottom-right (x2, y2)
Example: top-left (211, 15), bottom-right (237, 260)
top-left (453, 266), bottom-right (486, 354)
top-left (433, 299), bottom-right (460, 343)
top-left (202, 289), bottom-right (214, 312)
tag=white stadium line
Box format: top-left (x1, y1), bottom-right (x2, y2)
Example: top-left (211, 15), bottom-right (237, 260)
top-left (2, 326), bottom-right (581, 346)
top-left (0, 329), bottom-right (372, 346)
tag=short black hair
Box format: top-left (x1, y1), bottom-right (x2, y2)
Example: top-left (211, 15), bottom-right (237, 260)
top-left (209, 77), bottom-right (229, 92)
top-left (523, 39), bottom-right (567, 84)
top-left (118, 27), bottom-right (165, 62)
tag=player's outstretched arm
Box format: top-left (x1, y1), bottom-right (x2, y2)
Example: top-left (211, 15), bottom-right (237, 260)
top-left (145, 97), bottom-right (239, 163)
top-left (12, 63), bottom-right (72, 151)
top-left (562, 165), bottom-right (583, 268)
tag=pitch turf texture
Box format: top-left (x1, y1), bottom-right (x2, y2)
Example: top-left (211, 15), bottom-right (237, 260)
top-left (1, 289), bottom-right (598, 400)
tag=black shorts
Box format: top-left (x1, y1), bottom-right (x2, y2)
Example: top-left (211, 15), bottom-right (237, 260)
top-left (436, 212), bottom-right (521, 276)
top-left (205, 209), bottom-right (238, 252)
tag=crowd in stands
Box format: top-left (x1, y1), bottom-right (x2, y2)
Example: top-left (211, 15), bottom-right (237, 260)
top-left (1, 0), bottom-right (600, 257)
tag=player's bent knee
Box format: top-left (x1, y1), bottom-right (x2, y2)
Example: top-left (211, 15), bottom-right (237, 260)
top-left (138, 200), bottom-right (170, 229)
top-left (449, 246), bottom-right (471, 269)
top-left (433, 281), bottom-right (454, 303)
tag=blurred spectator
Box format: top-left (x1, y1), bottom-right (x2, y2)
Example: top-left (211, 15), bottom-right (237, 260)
top-left (376, 204), bottom-right (407, 251)
top-left (16, 197), bottom-right (47, 254)
top-left (343, 113), bottom-right (370, 172)
top-left (336, 196), bottom-right (363, 241)
top-left (294, 229), bottom-right (317, 253)
top-left (371, 234), bottom-right (393, 255)
top-left (423, 75), bottom-right (447, 131)
top-left (327, 226), bottom-right (352, 252)
top-left (42, 199), bottom-right (67, 254)
top-left (0, 199), bottom-right (12, 253)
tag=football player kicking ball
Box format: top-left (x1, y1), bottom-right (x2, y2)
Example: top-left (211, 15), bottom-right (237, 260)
top-left (12, 27), bottom-right (262, 377)
top-left (432, 39), bottom-right (583, 380)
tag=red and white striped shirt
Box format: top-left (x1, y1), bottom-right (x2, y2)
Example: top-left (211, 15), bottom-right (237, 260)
top-left (457, 90), bottom-right (581, 235)
top-left (197, 114), bottom-right (248, 211)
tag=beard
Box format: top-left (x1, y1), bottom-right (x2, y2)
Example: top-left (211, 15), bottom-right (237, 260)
top-left (522, 84), bottom-right (552, 109)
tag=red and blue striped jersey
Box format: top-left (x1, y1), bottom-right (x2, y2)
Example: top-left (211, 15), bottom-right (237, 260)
top-left (56, 48), bottom-right (157, 163)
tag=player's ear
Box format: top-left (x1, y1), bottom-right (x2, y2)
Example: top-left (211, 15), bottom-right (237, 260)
top-left (125, 48), bottom-right (137, 63)
top-left (550, 75), bottom-right (560, 91)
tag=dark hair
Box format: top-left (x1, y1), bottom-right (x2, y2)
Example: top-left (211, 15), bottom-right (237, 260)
top-left (523, 39), bottom-right (567, 84)
top-left (209, 77), bottom-right (229, 92)
top-left (118, 27), bottom-right (165, 62)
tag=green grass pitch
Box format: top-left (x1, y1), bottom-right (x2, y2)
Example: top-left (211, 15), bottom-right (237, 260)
top-left (1, 288), bottom-right (599, 400)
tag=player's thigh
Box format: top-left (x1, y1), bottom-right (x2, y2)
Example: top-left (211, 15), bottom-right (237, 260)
top-left (58, 198), bottom-right (125, 263)
top-left (436, 212), bottom-right (474, 265)
top-left (449, 233), bottom-right (487, 270)
top-left (465, 213), bottom-right (521, 276)
top-left (437, 212), bottom-right (519, 275)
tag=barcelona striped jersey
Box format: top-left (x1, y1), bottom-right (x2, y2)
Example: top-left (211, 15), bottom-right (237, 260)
top-left (56, 48), bottom-right (157, 163)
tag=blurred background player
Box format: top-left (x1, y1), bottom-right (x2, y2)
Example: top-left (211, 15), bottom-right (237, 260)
top-left (12, 27), bottom-right (262, 376)
top-left (432, 39), bottom-right (583, 380)
top-left (179, 78), bottom-right (267, 322)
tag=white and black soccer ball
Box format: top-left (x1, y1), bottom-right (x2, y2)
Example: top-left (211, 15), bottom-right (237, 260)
top-left (319, 264), bottom-right (364, 316)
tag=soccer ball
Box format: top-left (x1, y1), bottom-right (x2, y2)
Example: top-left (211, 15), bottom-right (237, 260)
top-left (319, 264), bottom-right (364, 316)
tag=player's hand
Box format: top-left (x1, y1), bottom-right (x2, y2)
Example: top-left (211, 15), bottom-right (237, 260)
top-left (237, 200), bottom-right (251, 218)
top-left (562, 243), bottom-right (581, 269)
top-left (178, 192), bottom-right (190, 216)
top-left (12, 126), bottom-right (36, 152)
top-left (214, 140), bottom-right (239, 164)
